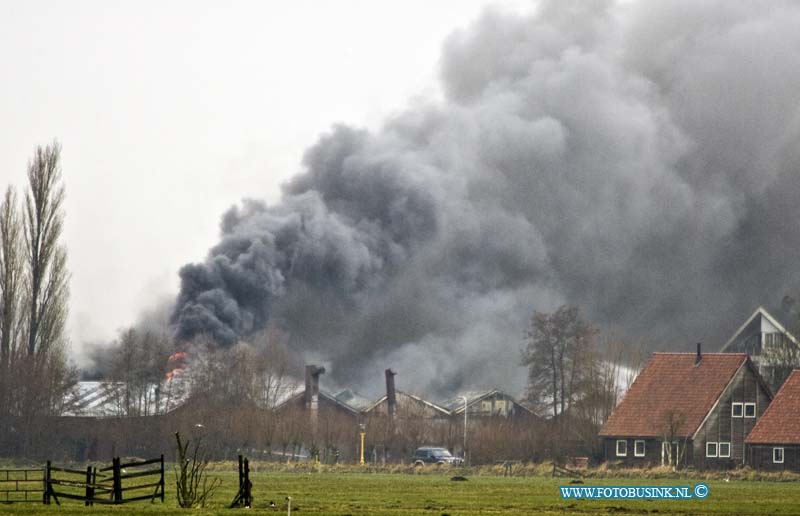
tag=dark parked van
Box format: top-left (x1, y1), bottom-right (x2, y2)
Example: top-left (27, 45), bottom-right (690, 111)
top-left (411, 447), bottom-right (463, 466)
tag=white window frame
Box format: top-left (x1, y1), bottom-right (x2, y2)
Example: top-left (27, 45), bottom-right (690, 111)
top-left (744, 402), bottom-right (756, 418)
top-left (765, 333), bottom-right (782, 349)
top-left (706, 442), bottom-right (718, 458)
top-left (774, 447), bottom-right (784, 464)
top-left (616, 440), bottom-right (627, 457)
top-left (732, 402), bottom-right (743, 418)
top-left (634, 440), bottom-right (645, 457)
top-left (718, 442), bottom-right (731, 458)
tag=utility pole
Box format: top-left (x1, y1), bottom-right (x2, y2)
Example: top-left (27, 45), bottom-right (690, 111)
top-left (460, 396), bottom-right (468, 464)
top-left (359, 423), bottom-right (366, 465)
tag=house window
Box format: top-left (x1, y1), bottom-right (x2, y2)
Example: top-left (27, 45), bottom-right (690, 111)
top-left (764, 333), bottom-right (782, 349)
top-left (732, 402), bottom-right (743, 418)
top-left (480, 400), bottom-right (492, 414)
top-left (706, 442), bottom-right (718, 458)
top-left (616, 440), bottom-right (627, 457)
top-left (744, 403), bottom-right (756, 418)
top-left (718, 442), bottom-right (731, 458)
top-left (634, 440), bottom-right (645, 457)
top-left (495, 399), bottom-right (507, 415)
top-left (774, 447), bottom-right (784, 464)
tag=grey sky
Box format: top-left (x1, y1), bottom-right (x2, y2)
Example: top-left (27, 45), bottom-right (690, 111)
top-left (164, 0), bottom-right (800, 397)
top-left (6, 0), bottom-right (800, 398)
top-left (0, 0), bottom-right (530, 362)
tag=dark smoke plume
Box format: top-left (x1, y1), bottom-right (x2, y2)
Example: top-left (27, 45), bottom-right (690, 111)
top-left (172, 0), bottom-right (800, 396)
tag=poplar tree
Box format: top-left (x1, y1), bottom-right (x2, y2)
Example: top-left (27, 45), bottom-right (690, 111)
top-left (0, 187), bottom-right (23, 412)
top-left (23, 141), bottom-right (69, 357)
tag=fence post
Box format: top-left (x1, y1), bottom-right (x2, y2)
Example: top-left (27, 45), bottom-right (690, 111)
top-left (112, 457), bottom-right (122, 504)
top-left (230, 455), bottom-right (252, 508)
top-left (44, 461), bottom-right (51, 505)
top-left (84, 465), bottom-right (93, 506)
top-left (160, 454), bottom-right (165, 503)
top-left (238, 455), bottom-right (243, 489)
top-left (244, 456), bottom-right (251, 508)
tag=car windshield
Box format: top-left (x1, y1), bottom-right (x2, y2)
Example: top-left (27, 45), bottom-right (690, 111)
top-left (431, 449), bottom-right (452, 458)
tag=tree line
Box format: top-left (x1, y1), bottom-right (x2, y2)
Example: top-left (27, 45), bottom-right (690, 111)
top-left (0, 141), bottom-right (75, 426)
top-left (86, 327), bottom-right (295, 417)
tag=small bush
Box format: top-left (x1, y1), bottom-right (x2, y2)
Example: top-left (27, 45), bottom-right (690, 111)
top-left (174, 432), bottom-right (221, 508)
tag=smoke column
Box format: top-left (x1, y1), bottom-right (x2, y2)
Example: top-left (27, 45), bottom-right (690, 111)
top-left (172, 0), bottom-right (800, 396)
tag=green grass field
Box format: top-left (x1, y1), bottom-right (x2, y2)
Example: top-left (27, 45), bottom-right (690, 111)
top-left (1, 468), bottom-right (799, 515)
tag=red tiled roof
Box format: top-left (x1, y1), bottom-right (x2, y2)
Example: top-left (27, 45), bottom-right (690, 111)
top-left (746, 370), bottom-right (800, 444)
top-left (599, 353), bottom-right (747, 438)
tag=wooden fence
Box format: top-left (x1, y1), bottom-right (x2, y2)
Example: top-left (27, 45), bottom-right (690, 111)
top-left (45, 455), bottom-right (164, 505)
top-left (0, 468), bottom-right (44, 503)
top-left (230, 455), bottom-right (252, 508)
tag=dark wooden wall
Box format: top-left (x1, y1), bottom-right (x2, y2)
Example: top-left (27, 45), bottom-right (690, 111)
top-left (747, 444), bottom-right (800, 472)
top-left (693, 362), bottom-right (771, 469)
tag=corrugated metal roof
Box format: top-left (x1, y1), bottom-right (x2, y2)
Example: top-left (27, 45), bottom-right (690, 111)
top-left (334, 389), bottom-right (372, 411)
top-left (63, 382), bottom-right (124, 417)
top-left (440, 390), bottom-right (497, 412)
top-left (363, 391), bottom-right (451, 416)
top-left (65, 376), bottom-right (529, 418)
top-left (63, 379), bottom-right (188, 418)
top-left (271, 380), bottom-right (306, 407)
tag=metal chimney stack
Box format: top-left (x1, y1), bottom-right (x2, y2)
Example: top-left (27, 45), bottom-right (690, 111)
top-left (385, 369), bottom-right (397, 419)
top-left (304, 365), bottom-right (326, 411)
top-left (695, 342), bottom-right (702, 365)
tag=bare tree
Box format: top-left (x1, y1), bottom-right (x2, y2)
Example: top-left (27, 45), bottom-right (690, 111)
top-left (103, 328), bottom-right (174, 416)
top-left (579, 330), bottom-right (648, 426)
top-left (23, 141), bottom-right (68, 358)
top-left (186, 330), bottom-right (293, 409)
top-left (0, 187), bottom-right (23, 414)
top-left (522, 305), bottom-right (598, 417)
top-left (659, 409), bottom-right (688, 469)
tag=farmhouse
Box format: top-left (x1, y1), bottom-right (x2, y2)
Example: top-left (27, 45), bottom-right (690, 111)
top-left (745, 369), bottom-right (800, 472)
top-left (720, 306), bottom-right (798, 390)
top-left (599, 346), bottom-right (772, 469)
